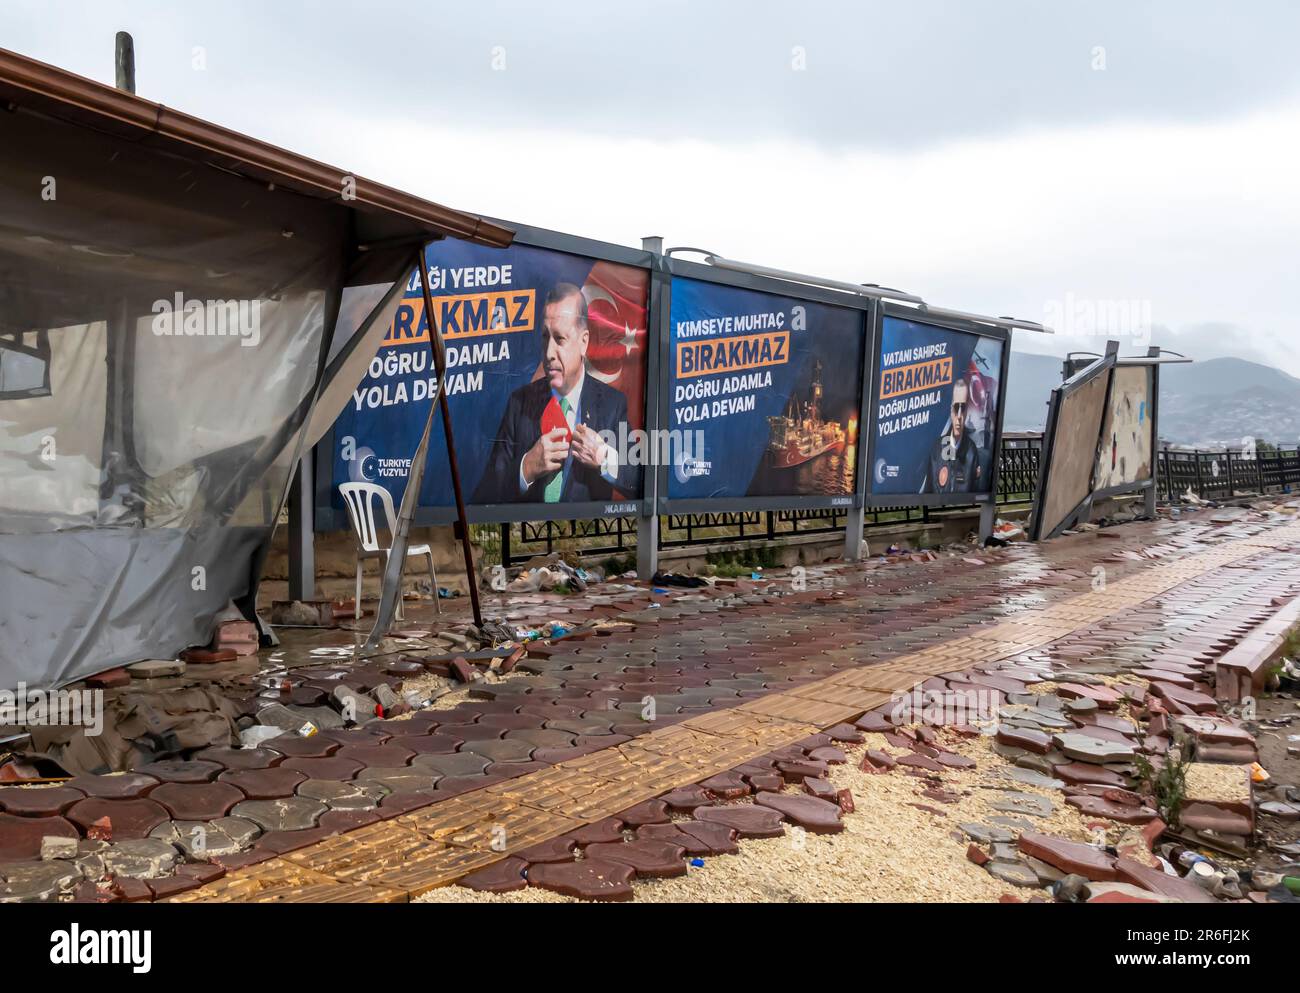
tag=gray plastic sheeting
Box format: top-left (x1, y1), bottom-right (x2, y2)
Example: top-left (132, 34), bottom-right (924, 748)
top-left (0, 107), bottom-right (408, 691)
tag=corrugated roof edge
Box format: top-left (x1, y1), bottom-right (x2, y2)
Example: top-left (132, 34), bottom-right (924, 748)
top-left (0, 46), bottom-right (514, 249)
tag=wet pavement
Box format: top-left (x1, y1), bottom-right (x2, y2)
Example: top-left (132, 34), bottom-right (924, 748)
top-left (4, 506), bottom-right (1300, 903)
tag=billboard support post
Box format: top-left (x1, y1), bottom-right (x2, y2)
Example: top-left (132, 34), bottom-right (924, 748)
top-left (844, 300), bottom-right (878, 560)
top-left (287, 451), bottom-right (315, 600)
top-left (637, 236), bottom-right (664, 580)
top-left (1145, 345), bottom-right (1160, 518)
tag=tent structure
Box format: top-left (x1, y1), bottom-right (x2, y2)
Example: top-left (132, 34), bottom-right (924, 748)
top-left (0, 48), bottom-right (513, 691)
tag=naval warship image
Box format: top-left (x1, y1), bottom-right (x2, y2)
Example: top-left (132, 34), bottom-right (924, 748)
top-left (765, 360), bottom-right (847, 468)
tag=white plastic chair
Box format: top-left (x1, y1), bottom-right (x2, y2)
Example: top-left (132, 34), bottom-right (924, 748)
top-left (338, 482), bottom-right (439, 620)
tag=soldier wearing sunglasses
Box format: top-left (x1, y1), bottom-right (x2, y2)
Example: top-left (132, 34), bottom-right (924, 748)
top-left (920, 378), bottom-right (981, 494)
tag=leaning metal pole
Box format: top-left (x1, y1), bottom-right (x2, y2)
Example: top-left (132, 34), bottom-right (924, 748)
top-left (363, 245), bottom-right (481, 650)
top-left (417, 244), bottom-right (483, 627)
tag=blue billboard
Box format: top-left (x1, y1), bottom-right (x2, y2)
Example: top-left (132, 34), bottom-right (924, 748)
top-left (870, 315), bottom-right (1004, 496)
top-left (665, 277), bottom-right (865, 502)
top-left (323, 239), bottom-right (650, 523)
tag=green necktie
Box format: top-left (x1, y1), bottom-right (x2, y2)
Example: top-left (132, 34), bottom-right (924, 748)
top-left (543, 396), bottom-right (571, 503)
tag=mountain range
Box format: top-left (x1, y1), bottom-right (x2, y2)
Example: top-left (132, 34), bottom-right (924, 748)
top-left (1003, 353), bottom-right (1300, 448)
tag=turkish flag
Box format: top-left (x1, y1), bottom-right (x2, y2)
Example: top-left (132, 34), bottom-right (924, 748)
top-left (581, 261), bottom-right (649, 430)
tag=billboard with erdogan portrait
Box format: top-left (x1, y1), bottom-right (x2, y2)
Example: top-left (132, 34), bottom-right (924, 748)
top-left (321, 238), bottom-right (651, 524)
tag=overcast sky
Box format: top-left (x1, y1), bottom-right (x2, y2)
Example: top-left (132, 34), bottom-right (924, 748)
top-left (5, 1), bottom-right (1299, 372)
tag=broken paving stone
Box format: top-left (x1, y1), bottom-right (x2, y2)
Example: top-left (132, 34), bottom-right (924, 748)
top-left (855, 713), bottom-right (894, 733)
top-left (67, 798), bottom-right (170, 840)
top-left (1086, 881), bottom-right (1177, 904)
top-left (1023, 854), bottom-right (1066, 885)
top-left (1053, 733), bottom-right (1135, 764)
top-left (987, 860), bottom-right (1042, 888)
top-left (637, 822), bottom-right (739, 856)
top-left (824, 723), bottom-right (866, 744)
top-left (41, 835), bottom-right (79, 860)
top-left (1013, 751), bottom-right (1059, 776)
top-left (1114, 857), bottom-right (1215, 903)
top-left (1053, 762), bottom-right (1130, 788)
top-left (989, 793), bottom-right (1055, 818)
top-left (459, 856), bottom-right (528, 893)
top-left (585, 839), bottom-right (687, 878)
top-left (895, 753), bottom-right (946, 774)
top-left (700, 772), bottom-right (750, 799)
top-left (997, 767), bottom-right (1065, 790)
top-left (755, 792), bottom-right (844, 834)
top-left (528, 858), bottom-right (635, 901)
top-left (1178, 802), bottom-right (1252, 836)
top-left (1065, 794), bottom-right (1158, 824)
top-left (354, 768), bottom-right (439, 794)
top-left (803, 778), bottom-right (838, 802)
top-left (229, 797), bottom-right (326, 832)
top-left (776, 759), bottom-right (830, 782)
top-left (296, 779), bottom-right (388, 810)
top-left (807, 745), bottom-right (849, 765)
top-left (694, 804), bottom-right (786, 838)
top-left (860, 750), bottom-right (896, 773)
top-left (989, 815), bottom-right (1036, 834)
top-left (1258, 801), bottom-right (1300, 820)
top-left (0, 785), bottom-right (85, 817)
top-left (661, 785), bottom-right (712, 812)
top-left (150, 817), bottom-right (262, 858)
top-left (935, 753), bottom-right (976, 770)
top-left (0, 861), bottom-right (82, 903)
top-left (84, 667), bottom-right (131, 689)
top-left (995, 726), bottom-right (1051, 754)
top-left (1017, 832), bottom-right (1118, 881)
top-left (100, 839), bottom-right (179, 880)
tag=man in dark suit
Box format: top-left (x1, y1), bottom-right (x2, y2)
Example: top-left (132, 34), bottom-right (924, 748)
top-left (473, 282), bottom-right (640, 503)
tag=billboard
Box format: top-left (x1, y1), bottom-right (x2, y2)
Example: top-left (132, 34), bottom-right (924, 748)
top-left (869, 315), bottom-right (1004, 498)
top-left (1095, 365), bottom-right (1154, 490)
top-left (664, 277), bottom-right (865, 503)
top-left (322, 238), bottom-right (650, 524)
